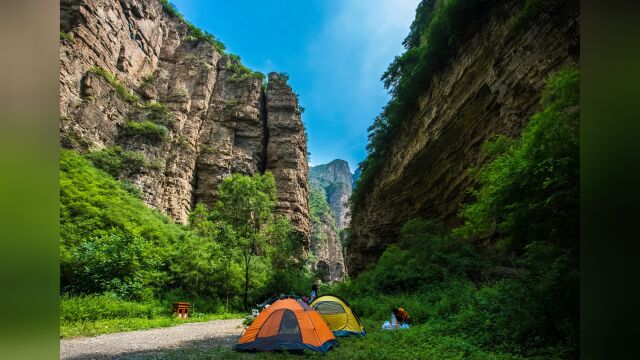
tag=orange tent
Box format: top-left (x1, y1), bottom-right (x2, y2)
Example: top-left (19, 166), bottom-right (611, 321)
top-left (234, 297), bottom-right (337, 353)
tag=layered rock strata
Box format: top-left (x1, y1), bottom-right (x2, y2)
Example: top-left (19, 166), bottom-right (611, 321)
top-left (348, 0), bottom-right (580, 274)
top-left (59, 0), bottom-right (310, 245)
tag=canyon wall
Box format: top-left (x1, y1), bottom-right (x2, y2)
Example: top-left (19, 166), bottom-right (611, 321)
top-left (59, 0), bottom-right (310, 245)
top-left (308, 159), bottom-right (353, 281)
top-left (348, 0), bottom-right (580, 274)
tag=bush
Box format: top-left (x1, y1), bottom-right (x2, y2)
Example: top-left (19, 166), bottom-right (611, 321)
top-left (60, 150), bottom-right (184, 295)
top-left (142, 101), bottom-right (175, 128)
top-left (84, 146), bottom-right (149, 179)
top-left (60, 293), bottom-right (167, 323)
top-left (88, 66), bottom-right (140, 103)
top-left (227, 54), bottom-right (264, 82)
top-left (60, 31), bottom-right (74, 43)
top-left (159, 0), bottom-right (226, 53)
top-left (121, 120), bottom-right (168, 141)
top-left (456, 67), bottom-right (580, 252)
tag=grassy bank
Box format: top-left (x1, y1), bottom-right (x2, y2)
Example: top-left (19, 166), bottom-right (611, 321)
top-left (60, 294), bottom-right (243, 338)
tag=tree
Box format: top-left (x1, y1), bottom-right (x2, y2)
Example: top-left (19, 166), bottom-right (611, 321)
top-left (188, 203), bottom-right (239, 310)
top-left (265, 217), bottom-right (304, 293)
top-left (212, 173), bottom-right (278, 309)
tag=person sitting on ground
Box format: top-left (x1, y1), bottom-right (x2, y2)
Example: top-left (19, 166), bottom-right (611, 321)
top-left (391, 307), bottom-right (411, 329)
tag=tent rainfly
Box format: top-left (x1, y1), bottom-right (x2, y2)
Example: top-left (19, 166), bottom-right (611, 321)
top-left (310, 294), bottom-right (366, 336)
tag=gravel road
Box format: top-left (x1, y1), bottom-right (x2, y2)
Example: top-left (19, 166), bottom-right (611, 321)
top-left (60, 318), bottom-right (245, 359)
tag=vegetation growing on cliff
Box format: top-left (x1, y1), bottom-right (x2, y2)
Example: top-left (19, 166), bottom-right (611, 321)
top-left (88, 66), bottom-right (140, 103)
top-left (60, 150), bottom-right (312, 336)
top-left (159, 0), bottom-right (226, 53)
top-left (121, 120), bottom-right (169, 142)
top-left (85, 146), bottom-right (161, 180)
top-left (353, 0), bottom-right (488, 208)
top-left (457, 66), bottom-right (580, 252)
top-left (334, 68), bottom-right (580, 358)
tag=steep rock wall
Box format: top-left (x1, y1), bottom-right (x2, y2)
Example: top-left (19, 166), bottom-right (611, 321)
top-left (59, 0), bottom-right (310, 245)
top-left (348, 0), bottom-right (580, 274)
top-left (309, 184), bottom-right (345, 282)
top-left (308, 160), bottom-right (353, 280)
top-left (309, 159), bottom-right (352, 230)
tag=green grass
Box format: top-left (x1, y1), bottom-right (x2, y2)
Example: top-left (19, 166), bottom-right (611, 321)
top-left (60, 31), bottom-right (75, 43)
top-left (121, 120), bottom-right (169, 141)
top-left (88, 66), bottom-right (140, 103)
top-left (61, 313), bottom-right (244, 339)
top-left (124, 319), bottom-right (523, 359)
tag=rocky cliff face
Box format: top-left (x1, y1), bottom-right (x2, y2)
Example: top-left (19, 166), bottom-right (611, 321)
top-left (308, 160), bottom-right (353, 281)
top-left (59, 0), bottom-right (310, 245)
top-left (309, 184), bottom-right (345, 282)
top-left (348, 0), bottom-right (580, 274)
top-left (309, 160), bottom-right (352, 230)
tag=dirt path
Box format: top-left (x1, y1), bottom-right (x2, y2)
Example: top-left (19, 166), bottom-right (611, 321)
top-left (60, 318), bottom-right (245, 359)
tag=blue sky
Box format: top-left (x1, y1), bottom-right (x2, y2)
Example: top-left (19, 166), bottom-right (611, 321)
top-left (172, 0), bottom-right (421, 171)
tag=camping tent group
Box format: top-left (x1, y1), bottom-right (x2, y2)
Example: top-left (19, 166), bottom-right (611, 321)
top-left (233, 294), bottom-right (366, 353)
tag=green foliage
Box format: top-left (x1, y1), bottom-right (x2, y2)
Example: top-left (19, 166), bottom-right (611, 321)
top-left (309, 185), bottom-right (336, 235)
top-left (335, 69), bottom-right (580, 358)
top-left (456, 67), bottom-right (580, 252)
top-left (141, 101), bottom-right (175, 128)
top-left (158, 0), bottom-right (226, 53)
top-left (60, 293), bottom-right (166, 323)
top-left (88, 66), bottom-right (140, 103)
top-left (120, 179), bottom-right (143, 199)
top-left (227, 54), bottom-right (264, 82)
top-left (60, 150), bottom-right (184, 298)
top-left (84, 146), bottom-right (151, 179)
top-left (60, 294), bottom-right (242, 338)
top-left (353, 0), bottom-right (488, 209)
top-left (121, 120), bottom-right (169, 141)
top-left (59, 31), bottom-right (75, 43)
top-left (327, 220), bottom-right (577, 357)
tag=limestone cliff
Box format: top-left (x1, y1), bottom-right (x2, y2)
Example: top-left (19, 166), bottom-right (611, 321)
top-left (309, 159), bottom-right (352, 230)
top-left (59, 0), bottom-right (310, 245)
top-left (308, 160), bottom-right (353, 281)
top-left (348, 0), bottom-right (580, 274)
top-left (309, 184), bottom-right (345, 282)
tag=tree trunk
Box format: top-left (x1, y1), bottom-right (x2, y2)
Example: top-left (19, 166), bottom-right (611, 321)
top-left (244, 256), bottom-right (250, 309)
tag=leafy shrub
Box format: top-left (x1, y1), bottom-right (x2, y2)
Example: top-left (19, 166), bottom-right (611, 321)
top-left (60, 150), bottom-right (183, 291)
top-left (68, 231), bottom-right (158, 299)
top-left (159, 0), bottom-right (226, 53)
top-left (60, 293), bottom-right (166, 323)
top-left (142, 101), bottom-right (175, 128)
top-left (121, 120), bottom-right (168, 141)
top-left (84, 146), bottom-right (149, 179)
top-left (227, 54), bottom-right (264, 82)
top-left (88, 66), bottom-right (140, 103)
top-left (456, 67), bottom-right (580, 252)
top-left (60, 31), bottom-right (74, 43)
top-left (120, 180), bottom-right (143, 199)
